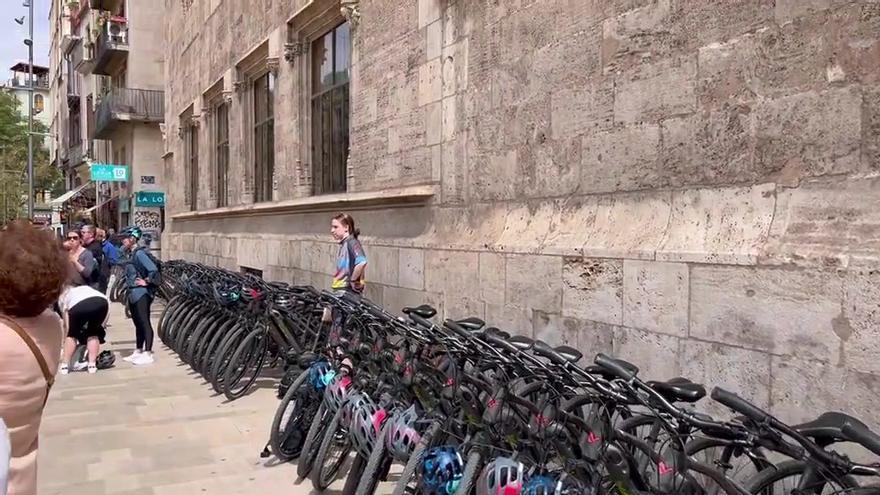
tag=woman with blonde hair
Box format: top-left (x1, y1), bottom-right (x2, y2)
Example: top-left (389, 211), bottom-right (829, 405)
top-left (0, 220), bottom-right (67, 494)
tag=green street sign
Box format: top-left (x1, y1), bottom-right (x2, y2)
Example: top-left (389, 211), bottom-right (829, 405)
top-left (134, 191), bottom-right (165, 207)
top-left (90, 163), bottom-right (129, 182)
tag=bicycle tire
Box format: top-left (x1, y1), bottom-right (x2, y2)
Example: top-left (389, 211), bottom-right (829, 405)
top-left (354, 418), bottom-right (393, 495)
top-left (156, 294), bottom-right (182, 340)
top-left (744, 460), bottom-right (859, 494)
top-left (173, 307), bottom-right (207, 357)
top-left (172, 306), bottom-right (206, 354)
top-left (684, 436), bottom-right (773, 488)
top-left (342, 455), bottom-right (366, 495)
top-left (196, 318), bottom-right (237, 376)
top-left (454, 450), bottom-right (483, 495)
top-left (209, 324), bottom-right (249, 394)
top-left (183, 312), bottom-right (223, 366)
top-left (297, 403), bottom-right (329, 480)
top-left (222, 329), bottom-right (269, 401)
top-left (311, 402), bottom-right (353, 491)
top-left (391, 422), bottom-right (442, 495)
top-left (269, 368), bottom-right (313, 461)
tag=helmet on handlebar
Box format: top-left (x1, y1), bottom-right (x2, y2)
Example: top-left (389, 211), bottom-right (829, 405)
top-left (385, 405), bottom-right (421, 459)
top-left (308, 360), bottom-right (333, 391)
top-left (477, 457), bottom-right (524, 495)
top-left (323, 372), bottom-right (353, 413)
top-left (523, 474), bottom-right (561, 495)
top-left (420, 445), bottom-right (464, 495)
top-left (344, 392), bottom-right (388, 458)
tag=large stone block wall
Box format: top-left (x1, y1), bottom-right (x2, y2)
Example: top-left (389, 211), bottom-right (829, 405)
top-left (163, 0), bottom-right (880, 424)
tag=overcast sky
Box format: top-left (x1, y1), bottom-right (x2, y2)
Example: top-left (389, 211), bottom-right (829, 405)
top-left (0, 0), bottom-right (50, 75)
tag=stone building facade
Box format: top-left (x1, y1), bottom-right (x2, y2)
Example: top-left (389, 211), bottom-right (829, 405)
top-left (162, 0), bottom-right (880, 422)
top-left (48, 0), bottom-right (165, 235)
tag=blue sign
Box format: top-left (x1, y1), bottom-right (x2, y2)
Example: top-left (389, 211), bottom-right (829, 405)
top-left (90, 163), bottom-right (129, 182)
top-left (134, 191), bottom-right (165, 207)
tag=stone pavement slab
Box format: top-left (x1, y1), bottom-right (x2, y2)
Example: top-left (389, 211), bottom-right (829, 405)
top-left (36, 302), bottom-right (362, 495)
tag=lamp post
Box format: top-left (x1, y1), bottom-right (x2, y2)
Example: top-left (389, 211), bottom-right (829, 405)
top-left (26, 0), bottom-right (35, 221)
top-left (16, 2), bottom-right (35, 220)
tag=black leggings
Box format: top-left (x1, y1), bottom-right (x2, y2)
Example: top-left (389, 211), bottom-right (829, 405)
top-left (68, 297), bottom-right (109, 345)
top-left (129, 295), bottom-right (154, 352)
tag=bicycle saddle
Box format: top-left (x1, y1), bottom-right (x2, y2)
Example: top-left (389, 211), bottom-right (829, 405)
top-left (647, 377), bottom-right (706, 403)
top-left (795, 412), bottom-right (880, 456)
top-left (402, 304), bottom-right (437, 318)
top-left (555, 345), bottom-right (583, 363)
top-left (454, 317), bottom-right (485, 331)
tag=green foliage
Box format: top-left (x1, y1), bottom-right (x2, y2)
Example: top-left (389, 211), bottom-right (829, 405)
top-left (0, 90), bottom-right (63, 222)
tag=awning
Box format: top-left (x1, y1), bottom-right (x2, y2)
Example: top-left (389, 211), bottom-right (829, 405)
top-left (50, 182), bottom-right (93, 205)
top-left (83, 194), bottom-right (121, 213)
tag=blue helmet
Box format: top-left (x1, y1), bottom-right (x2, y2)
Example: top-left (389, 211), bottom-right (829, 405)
top-left (120, 226), bottom-right (143, 240)
top-left (421, 446), bottom-right (464, 495)
top-left (524, 475), bottom-right (561, 495)
top-left (308, 360), bottom-right (332, 390)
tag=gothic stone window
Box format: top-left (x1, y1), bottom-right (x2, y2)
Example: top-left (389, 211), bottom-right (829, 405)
top-left (253, 72), bottom-right (275, 203)
top-left (214, 100), bottom-right (229, 207)
top-left (311, 21), bottom-right (350, 195)
top-left (182, 112), bottom-right (199, 211)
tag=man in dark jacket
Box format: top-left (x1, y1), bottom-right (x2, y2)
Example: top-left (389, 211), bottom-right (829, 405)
top-left (80, 225), bottom-right (107, 291)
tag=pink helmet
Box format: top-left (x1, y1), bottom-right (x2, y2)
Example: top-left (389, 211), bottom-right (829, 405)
top-left (345, 392), bottom-right (388, 458)
top-left (385, 405), bottom-right (422, 460)
top-left (323, 373), bottom-right (353, 414)
top-left (477, 457), bottom-right (525, 495)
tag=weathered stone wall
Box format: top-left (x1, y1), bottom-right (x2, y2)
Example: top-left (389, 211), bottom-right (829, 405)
top-left (163, 0), bottom-right (880, 424)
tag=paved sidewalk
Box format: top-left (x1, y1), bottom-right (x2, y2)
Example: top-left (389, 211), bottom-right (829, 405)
top-left (36, 301), bottom-right (315, 495)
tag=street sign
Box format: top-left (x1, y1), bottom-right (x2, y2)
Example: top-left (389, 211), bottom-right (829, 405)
top-left (90, 163), bottom-right (129, 182)
top-left (134, 191), bottom-right (165, 207)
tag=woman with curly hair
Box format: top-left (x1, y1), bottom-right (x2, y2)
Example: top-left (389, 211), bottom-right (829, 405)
top-left (0, 220), bottom-right (68, 495)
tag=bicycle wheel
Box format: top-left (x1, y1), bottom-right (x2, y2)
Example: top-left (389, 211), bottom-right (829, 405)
top-left (222, 329), bottom-right (269, 400)
top-left (297, 403), bottom-right (330, 480)
top-left (353, 419), bottom-right (393, 495)
top-left (391, 422), bottom-right (442, 495)
top-left (685, 437), bottom-right (773, 491)
top-left (311, 402), bottom-right (354, 491)
top-left (196, 318), bottom-right (237, 377)
top-left (269, 369), bottom-right (315, 461)
top-left (454, 450), bottom-right (483, 495)
top-left (209, 324), bottom-right (249, 394)
top-left (745, 460), bottom-right (859, 495)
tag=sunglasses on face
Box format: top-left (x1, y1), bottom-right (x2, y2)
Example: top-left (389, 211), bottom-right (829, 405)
top-left (66, 236), bottom-right (79, 240)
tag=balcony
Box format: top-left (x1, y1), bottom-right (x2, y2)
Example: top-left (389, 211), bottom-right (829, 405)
top-left (72, 38), bottom-right (95, 75)
top-left (94, 88), bottom-right (164, 139)
top-left (68, 141), bottom-right (84, 167)
top-left (6, 75), bottom-right (50, 89)
top-left (93, 17), bottom-right (128, 76)
top-left (89, 0), bottom-right (124, 11)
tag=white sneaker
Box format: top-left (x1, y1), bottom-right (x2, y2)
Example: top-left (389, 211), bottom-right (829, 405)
top-left (88, 364), bottom-right (98, 374)
top-left (59, 363), bottom-right (69, 375)
top-left (123, 350), bottom-right (143, 363)
top-left (132, 352), bottom-right (154, 366)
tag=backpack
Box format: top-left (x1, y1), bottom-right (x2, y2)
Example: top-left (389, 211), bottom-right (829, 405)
top-left (133, 247), bottom-right (163, 288)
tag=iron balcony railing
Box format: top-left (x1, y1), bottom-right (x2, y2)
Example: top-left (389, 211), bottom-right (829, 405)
top-left (94, 87), bottom-right (164, 138)
top-left (94, 17), bottom-right (128, 75)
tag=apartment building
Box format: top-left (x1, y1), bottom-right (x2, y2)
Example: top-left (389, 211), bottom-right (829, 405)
top-left (1, 63), bottom-right (52, 133)
top-left (48, 0), bottom-right (165, 239)
top-left (163, 0), bottom-right (880, 422)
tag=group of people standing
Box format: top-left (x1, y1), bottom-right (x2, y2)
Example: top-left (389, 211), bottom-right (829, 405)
top-left (0, 220), bottom-right (160, 494)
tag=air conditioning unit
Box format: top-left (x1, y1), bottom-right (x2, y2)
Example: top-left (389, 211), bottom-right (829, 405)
top-left (107, 21), bottom-right (127, 44)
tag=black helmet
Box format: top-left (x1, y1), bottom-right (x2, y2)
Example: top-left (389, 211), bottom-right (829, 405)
top-left (96, 350), bottom-right (116, 369)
